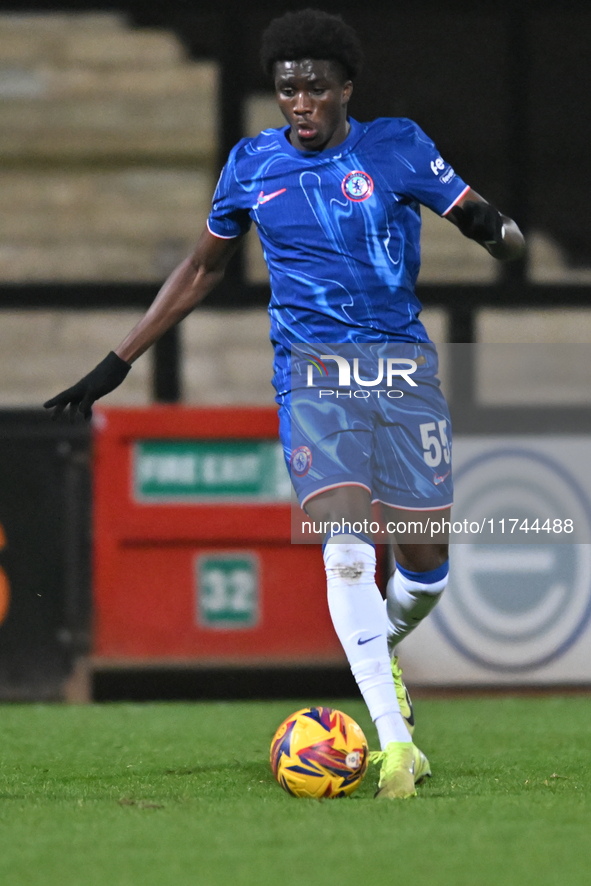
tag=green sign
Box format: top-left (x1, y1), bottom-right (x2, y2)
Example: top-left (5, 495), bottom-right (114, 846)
top-left (196, 553), bottom-right (259, 629)
top-left (134, 440), bottom-right (291, 502)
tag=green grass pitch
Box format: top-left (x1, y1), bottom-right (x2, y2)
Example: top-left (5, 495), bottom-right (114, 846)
top-left (0, 697), bottom-right (589, 886)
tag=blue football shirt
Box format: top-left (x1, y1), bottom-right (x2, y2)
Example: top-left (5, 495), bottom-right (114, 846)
top-left (207, 117), bottom-right (469, 395)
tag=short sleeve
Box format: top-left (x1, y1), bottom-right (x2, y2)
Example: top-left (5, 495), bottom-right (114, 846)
top-left (207, 142), bottom-right (253, 239)
top-left (393, 120), bottom-right (470, 217)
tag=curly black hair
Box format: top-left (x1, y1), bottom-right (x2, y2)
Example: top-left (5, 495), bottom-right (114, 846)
top-left (260, 9), bottom-right (363, 80)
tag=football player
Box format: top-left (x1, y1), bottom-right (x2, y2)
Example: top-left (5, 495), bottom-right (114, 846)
top-left (45, 9), bottom-right (524, 798)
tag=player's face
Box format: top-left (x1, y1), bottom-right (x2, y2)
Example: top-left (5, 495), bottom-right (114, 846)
top-left (274, 59), bottom-right (353, 152)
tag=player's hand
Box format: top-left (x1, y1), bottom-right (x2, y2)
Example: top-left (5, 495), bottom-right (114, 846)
top-left (453, 200), bottom-right (504, 246)
top-left (43, 351), bottom-right (131, 421)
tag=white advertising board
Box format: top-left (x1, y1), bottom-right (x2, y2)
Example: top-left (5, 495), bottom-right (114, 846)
top-left (399, 436), bottom-right (591, 685)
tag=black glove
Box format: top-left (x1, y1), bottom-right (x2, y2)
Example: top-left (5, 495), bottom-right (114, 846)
top-left (43, 351), bottom-right (131, 421)
top-left (454, 200), bottom-right (504, 245)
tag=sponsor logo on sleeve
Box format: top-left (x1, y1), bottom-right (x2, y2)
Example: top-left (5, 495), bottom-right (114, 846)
top-left (430, 156), bottom-right (455, 184)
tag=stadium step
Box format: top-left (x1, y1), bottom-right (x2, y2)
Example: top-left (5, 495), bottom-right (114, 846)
top-left (0, 11), bottom-right (216, 286)
top-left (0, 14), bottom-right (184, 67)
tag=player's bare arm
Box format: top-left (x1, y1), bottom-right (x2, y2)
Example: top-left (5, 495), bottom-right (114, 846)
top-left (115, 229), bottom-right (240, 364)
top-left (446, 187), bottom-right (525, 261)
top-left (43, 229), bottom-right (240, 419)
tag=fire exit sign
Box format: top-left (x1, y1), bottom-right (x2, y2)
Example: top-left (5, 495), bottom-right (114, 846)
top-left (134, 440), bottom-right (291, 503)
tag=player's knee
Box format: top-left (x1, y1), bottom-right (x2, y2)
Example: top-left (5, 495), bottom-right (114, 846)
top-left (305, 485), bottom-right (371, 524)
top-left (323, 533), bottom-right (376, 588)
top-left (397, 544), bottom-right (448, 574)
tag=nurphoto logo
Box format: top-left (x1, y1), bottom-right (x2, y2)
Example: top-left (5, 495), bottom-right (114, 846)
top-left (304, 353), bottom-right (418, 400)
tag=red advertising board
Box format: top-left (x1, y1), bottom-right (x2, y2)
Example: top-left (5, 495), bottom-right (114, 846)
top-left (92, 407), bottom-right (345, 666)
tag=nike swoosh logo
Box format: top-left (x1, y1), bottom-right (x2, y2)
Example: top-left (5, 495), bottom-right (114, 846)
top-left (257, 188), bottom-right (286, 205)
top-left (404, 689), bottom-right (415, 726)
top-left (433, 470), bottom-right (450, 485)
top-left (357, 634), bottom-right (381, 645)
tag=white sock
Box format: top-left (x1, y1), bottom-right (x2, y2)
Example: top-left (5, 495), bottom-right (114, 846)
top-left (324, 533), bottom-right (412, 747)
top-left (386, 561), bottom-right (449, 650)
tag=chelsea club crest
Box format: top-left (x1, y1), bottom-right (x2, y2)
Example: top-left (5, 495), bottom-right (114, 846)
top-left (290, 446), bottom-right (312, 477)
top-left (342, 170), bottom-right (374, 202)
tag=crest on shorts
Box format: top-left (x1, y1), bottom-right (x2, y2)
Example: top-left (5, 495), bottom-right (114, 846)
top-left (290, 445), bottom-right (312, 477)
top-left (342, 171), bottom-right (374, 202)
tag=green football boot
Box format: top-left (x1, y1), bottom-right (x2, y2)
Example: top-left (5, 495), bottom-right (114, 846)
top-left (412, 744), bottom-right (432, 784)
top-left (391, 655), bottom-right (415, 736)
top-left (369, 741), bottom-right (431, 799)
